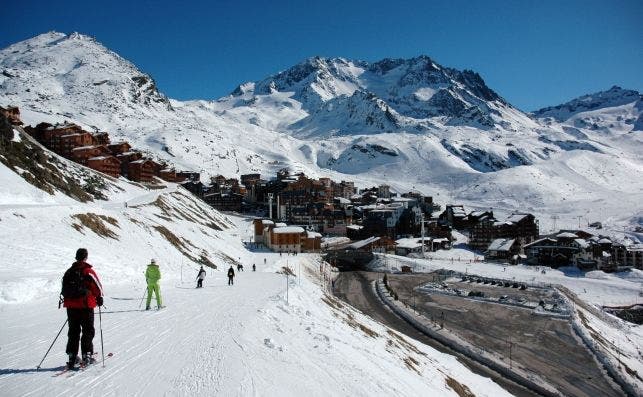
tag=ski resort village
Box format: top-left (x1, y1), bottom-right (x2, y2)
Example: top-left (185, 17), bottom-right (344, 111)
top-left (0, 24), bottom-right (642, 397)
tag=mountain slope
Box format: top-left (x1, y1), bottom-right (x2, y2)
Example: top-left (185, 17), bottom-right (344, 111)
top-left (1, 32), bottom-right (642, 232)
top-left (0, 124), bottom-right (512, 397)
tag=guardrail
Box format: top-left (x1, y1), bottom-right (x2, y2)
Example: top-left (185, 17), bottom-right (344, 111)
top-left (375, 280), bottom-right (562, 397)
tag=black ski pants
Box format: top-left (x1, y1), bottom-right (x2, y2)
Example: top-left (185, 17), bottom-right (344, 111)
top-left (197, 279), bottom-right (203, 288)
top-left (66, 308), bottom-right (95, 357)
top-left (228, 276), bottom-right (234, 285)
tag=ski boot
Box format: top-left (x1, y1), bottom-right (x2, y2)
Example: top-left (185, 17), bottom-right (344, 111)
top-left (67, 354), bottom-right (79, 370)
top-left (82, 352), bottom-right (96, 366)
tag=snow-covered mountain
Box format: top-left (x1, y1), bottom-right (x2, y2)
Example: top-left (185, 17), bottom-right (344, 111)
top-left (533, 85), bottom-right (643, 133)
top-left (1, 32), bottom-right (642, 232)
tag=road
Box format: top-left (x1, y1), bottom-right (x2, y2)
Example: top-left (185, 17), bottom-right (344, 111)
top-left (334, 271), bottom-right (625, 397)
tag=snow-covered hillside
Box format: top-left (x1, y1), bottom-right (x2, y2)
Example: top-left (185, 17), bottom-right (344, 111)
top-left (0, 127), bottom-right (512, 396)
top-left (1, 31), bottom-right (642, 236)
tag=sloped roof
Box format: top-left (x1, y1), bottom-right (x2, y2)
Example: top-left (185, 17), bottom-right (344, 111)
top-left (506, 213), bottom-right (529, 223)
top-left (72, 145), bottom-right (100, 151)
top-left (557, 232), bottom-right (578, 239)
top-left (487, 238), bottom-right (516, 252)
top-left (347, 236), bottom-right (380, 250)
top-left (88, 156), bottom-right (116, 161)
top-left (573, 239), bottom-right (590, 249)
top-left (395, 238), bottom-right (423, 249)
top-left (273, 226), bottom-right (305, 234)
top-left (525, 237), bottom-right (557, 248)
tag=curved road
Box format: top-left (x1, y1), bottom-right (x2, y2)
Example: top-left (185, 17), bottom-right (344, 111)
top-left (333, 271), bottom-right (541, 397)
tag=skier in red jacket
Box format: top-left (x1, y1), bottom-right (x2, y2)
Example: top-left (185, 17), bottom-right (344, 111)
top-left (61, 248), bottom-right (103, 369)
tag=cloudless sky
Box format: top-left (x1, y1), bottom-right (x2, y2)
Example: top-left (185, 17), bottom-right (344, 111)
top-left (2, 0), bottom-right (642, 111)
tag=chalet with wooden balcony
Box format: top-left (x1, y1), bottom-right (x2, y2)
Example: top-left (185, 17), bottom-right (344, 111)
top-left (469, 212), bottom-right (539, 253)
top-left (58, 132), bottom-right (95, 158)
top-left (71, 145), bottom-right (111, 164)
top-left (107, 142), bottom-right (132, 156)
top-left (159, 168), bottom-right (186, 183)
top-left (86, 156), bottom-right (121, 178)
top-left (92, 132), bottom-right (111, 145)
top-left (267, 226), bottom-right (306, 253)
top-left (127, 159), bottom-right (156, 182)
top-left (203, 192), bottom-right (243, 212)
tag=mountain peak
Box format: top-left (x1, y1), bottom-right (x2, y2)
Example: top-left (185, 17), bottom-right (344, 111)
top-left (0, 31), bottom-right (171, 120)
top-left (533, 86), bottom-right (641, 121)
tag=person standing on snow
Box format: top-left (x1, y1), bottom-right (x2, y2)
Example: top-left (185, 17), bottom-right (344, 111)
top-left (145, 259), bottom-right (163, 310)
top-left (196, 266), bottom-right (206, 288)
top-left (61, 248), bottom-right (103, 369)
top-left (252, 264), bottom-right (256, 272)
top-left (227, 265), bottom-right (235, 286)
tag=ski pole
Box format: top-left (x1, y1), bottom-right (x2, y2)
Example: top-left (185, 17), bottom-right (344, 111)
top-left (36, 318), bottom-right (68, 370)
top-left (138, 287), bottom-right (148, 309)
top-left (99, 305), bottom-right (105, 367)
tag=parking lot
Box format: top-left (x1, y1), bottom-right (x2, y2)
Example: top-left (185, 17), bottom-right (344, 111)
top-left (335, 271), bottom-right (624, 397)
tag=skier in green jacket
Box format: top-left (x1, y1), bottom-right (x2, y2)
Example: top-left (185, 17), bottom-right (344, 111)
top-left (145, 259), bottom-right (163, 310)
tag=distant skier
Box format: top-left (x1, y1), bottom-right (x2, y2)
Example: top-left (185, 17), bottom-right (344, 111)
top-left (196, 266), bottom-right (206, 288)
top-left (252, 264), bottom-right (256, 272)
top-left (228, 266), bottom-right (235, 285)
top-left (145, 259), bottom-right (163, 310)
top-left (237, 263), bottom-right (244, 272)
top-left (61, 248), bottom-right (103, 369)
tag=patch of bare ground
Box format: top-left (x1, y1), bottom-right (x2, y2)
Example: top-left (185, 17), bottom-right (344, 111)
top-left (578, 310), bottom-right (643, 383)
top-left (153, 225), bottom-right (189, 252)
top-left (151, 196), bottom-right (172, 217)
top-left (198, 252), bottom-right (217, 269)
top-left (128, 217), bottom-right (144, 226)
top-left (445, 376), bottom-right (476, 397)
top-left (98, 215), bottom-right (119, 227)
top-left (278, 266), bottom-right (296, 276)
top-left (387, 330), bottom-right (426, 356)
top-left (343, 312), bottom-right (379, 338)
top-left (215, 252), bottom-right (241, 267)
top-left (71, 213), bottom-right (119, 239)
top-left (0, 123), bottom-right (107, 202)
top-left (403, 356), bottom-right (421, 374)
top-left (321, 295), bottom-right (345, 310)
top-left (152, 193), bottom-right (226, 231)
top-left (153, 225), bottom-right (208, 264)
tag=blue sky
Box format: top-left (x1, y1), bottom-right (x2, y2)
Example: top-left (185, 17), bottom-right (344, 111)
top-left (2, 0), bottom-right (641, 111)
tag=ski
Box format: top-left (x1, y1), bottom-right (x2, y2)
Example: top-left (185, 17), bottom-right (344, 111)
top-left (53, 352), bottom-right (113, 378)
top-left (65, 352), bottom-right (113, 378)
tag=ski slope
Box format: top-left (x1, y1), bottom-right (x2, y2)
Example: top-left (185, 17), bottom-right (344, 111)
top-left (0, 145), bottom-right (511, 396)
top-left (0, 247), bottom-right (511, 396)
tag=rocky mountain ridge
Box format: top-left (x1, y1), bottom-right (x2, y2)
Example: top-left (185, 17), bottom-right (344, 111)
top-left (1, 32), bottom-right (642, 227)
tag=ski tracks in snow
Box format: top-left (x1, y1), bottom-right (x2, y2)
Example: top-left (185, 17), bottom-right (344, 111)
top-left (0, 272), bottom-right (285, 396)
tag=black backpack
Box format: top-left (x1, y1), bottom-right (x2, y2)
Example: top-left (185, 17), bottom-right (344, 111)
top-left (61, 267), bottom-right (88, 299)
